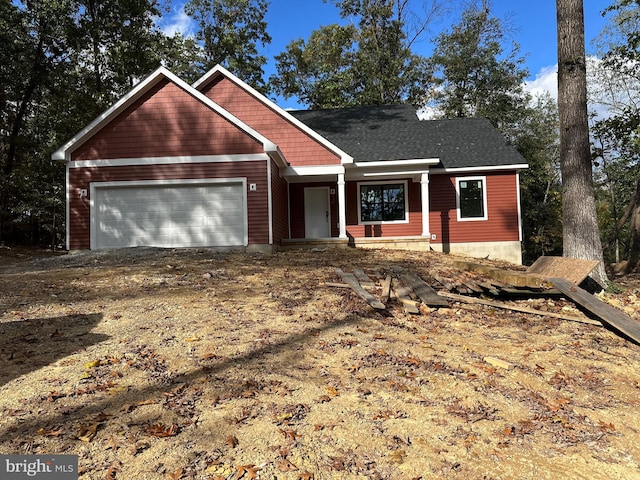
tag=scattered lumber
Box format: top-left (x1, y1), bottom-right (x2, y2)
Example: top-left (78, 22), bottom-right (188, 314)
top-left (392, 278), bottom-right (420, 314)
top-left (334, 268), bottom-right (386, 310)
top-left (550, 278), bottom-right (640, 344)
top-left (380, 276), bottom-right (392, 304)
top-left (453, 260), bottom-right (549, 289)
top-left (400, 273), bottom-right (450, 307)
top-left (528, 256), bottom-right (599, 285)
top-left (483, 357), bottom-right (513, 370)
top-left (439, 291), bottom-right (602, 326)
top-left (352, 268), bottom-right (376, 288)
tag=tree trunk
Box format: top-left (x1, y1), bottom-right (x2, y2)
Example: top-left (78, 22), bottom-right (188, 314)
top-left (556, 0), bottom-right (608, 287)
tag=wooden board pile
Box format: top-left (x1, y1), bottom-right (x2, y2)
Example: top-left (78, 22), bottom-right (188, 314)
top-left (328, 257), bottom-right (640, 346)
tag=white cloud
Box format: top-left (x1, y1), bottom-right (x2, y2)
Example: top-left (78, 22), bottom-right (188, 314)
top-left (158, 4), bottom-right (195, 38)
top-left (524, 64), bottom-right (558, 100)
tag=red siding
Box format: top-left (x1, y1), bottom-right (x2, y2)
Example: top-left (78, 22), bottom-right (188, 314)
top-left (72, 79), bottom-right (263, 161)
top-left (288, 182), bottom-right (340, 239)
top-left (429, 172), bottom-right (520, 244)
top-left (271, 159), bottom-right (289, 243)
top-left (345, 179), bottom-right (423, 238)
top-left (200, 77), bottom-right (342, 167)
top-left (68, 161), bottom-right (269, 249)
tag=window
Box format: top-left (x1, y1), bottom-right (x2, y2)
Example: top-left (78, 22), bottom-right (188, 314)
top-left (457, 177), bottom-right (487, 221)
top-left (359, 182), bottom-right (407, 223)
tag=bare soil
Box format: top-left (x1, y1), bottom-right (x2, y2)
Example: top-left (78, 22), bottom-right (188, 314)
top-left (1, 246), bottom-right (640, 480)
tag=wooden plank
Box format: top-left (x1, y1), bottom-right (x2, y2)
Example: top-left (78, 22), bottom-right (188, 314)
top-left (400, 273), bottom-right (449, 307)
top-left (380, 276), bottom-right (392, 304)
top-left (352, 268), bottom-right (375, 288)
top-left (439, 291), bottom-right (602, 326)
top-left (334, 269), bottom-right (386, 310)
top-left (550, 277), bottom-right (640, 343)
top-left (454, 260), bottom-right (549, 289)
top-left (392, 278), bottom-right (420, 314)
top-left (528, 256), bottom-right (599, 285)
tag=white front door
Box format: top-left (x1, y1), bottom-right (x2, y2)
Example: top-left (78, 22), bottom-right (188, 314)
top-left (304, 187), bottom-right (331, 238)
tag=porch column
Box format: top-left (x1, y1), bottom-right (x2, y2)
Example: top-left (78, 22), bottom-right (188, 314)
top-left (337, 173), bottom-right (347, 239)
top-left (421, 172), bottom-right (430, 237)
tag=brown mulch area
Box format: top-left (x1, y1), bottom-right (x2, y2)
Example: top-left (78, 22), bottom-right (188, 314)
top-left (1, 246), bottom-right (640, 480)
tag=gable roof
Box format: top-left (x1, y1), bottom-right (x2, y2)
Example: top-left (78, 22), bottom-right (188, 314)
top-left (193, 65), bottom-right (353, 164)
top-left (290, 104), bottom-right (528, 170)
top-left (52, 66), bottom-right (281, 163)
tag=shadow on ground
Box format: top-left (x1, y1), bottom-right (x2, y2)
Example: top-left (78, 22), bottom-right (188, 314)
top-left (0, 313), bottom-right (107, 387)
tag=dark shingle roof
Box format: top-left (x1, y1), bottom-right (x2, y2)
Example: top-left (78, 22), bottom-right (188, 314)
top-left (289, 104), bottom-right (527, 169)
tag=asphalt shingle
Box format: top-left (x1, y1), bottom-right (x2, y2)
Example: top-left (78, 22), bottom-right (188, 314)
top-left (290, 104), bottom-right (527, 169)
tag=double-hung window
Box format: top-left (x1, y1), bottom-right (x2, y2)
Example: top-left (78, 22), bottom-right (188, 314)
top-left (359, 181), bottom-right (408, 223)
top-left (456, 176), bottom-right (488, 221)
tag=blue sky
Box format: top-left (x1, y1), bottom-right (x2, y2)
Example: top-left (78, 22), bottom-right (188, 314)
top-left (162, 0), bottom-right (613, 108)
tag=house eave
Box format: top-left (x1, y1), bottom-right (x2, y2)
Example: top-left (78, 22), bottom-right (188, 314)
top-left (430, 163), bottom-right (529, 174)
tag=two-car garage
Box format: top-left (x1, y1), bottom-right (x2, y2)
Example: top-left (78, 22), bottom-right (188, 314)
top-left (90, 179), bottom-right (247, 249)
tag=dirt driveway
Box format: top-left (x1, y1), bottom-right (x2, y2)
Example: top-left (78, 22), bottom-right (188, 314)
top-left (1, 247), bottom-right (640, 479)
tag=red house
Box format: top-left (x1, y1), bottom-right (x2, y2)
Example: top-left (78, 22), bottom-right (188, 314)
top-left (52, 65), bottom-right (528, 264)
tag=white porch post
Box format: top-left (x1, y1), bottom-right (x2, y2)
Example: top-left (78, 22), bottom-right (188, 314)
top-left (337, 173), bottom-right (347, 239)
top-left (421, 172), bottom-right (430, 237)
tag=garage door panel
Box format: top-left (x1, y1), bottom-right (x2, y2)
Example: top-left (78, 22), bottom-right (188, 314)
top-left (93, 181), bottom-right (246, 249)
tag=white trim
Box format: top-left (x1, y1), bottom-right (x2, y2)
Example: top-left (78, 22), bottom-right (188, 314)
top-left (516, 171), bottom-right (523, 242)
top-left (89, 177), bottom-right (248, 250)
top-left (431, 164), bottom-right (529, 174)
top-left (337, 174), bottom-right (347, 239)
top-left (65, 164), bottom-right (70, 250)
top-left (455, 176), bottom-right (488, 222)
top-left (267, 158), bottom-right (274, 245)
top-left (68, 153), bottom-right (270, 169)
top-left (52, 66), bottom-right (279, 162)
top-left (357, 180), bottom-right (410, 225)
top-left (193, 64), bottom-right (354, 164)
top-left (304, 187), bottom-right (331, 238)
top-left (355, 158), bottom-right (439, 168)
top-left (282, 165), bottom-right (346, 177)
top-left (420, 172), bottom-right (430, 237)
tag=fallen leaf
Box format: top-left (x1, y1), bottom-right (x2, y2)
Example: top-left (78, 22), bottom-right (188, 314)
top-left (226, 435), bottom-right (239, 448)
top-left (279, 428), bottom-right (299, 442)
top-left (145, 423), bottom-right (180, 437)
top-left (77, 422), bottom-right (100, 442)
top-left (297, 473), bottom-right (314, 480)
top-left (37, 427), bottom-right (64, 437)
top-left (236, 465), bottom-right (260, 479)
top-left (276, 459), bottom-right (298, 472)
top-left (165, 468), bottom-right (183, 480)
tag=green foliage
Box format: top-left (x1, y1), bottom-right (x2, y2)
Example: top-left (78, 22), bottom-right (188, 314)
top-left (185, 0), bottom-right (271, 89)
top-left (426, 5), bottom-right (529, 132)
top-left (270, 0), bottom-right (434, 108)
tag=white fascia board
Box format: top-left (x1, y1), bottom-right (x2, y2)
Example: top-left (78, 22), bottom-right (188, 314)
top-left (193, 64), bottom-right (354, 165)
top-left (355, 158), bottom-right (440, 169)
top-left (52, 66), bottom-right (280, 162)
top-left (67, 153), bottom-right (270, 169)
top-left (281, 165), bottom-right (345, 178)
top-left (430, 163), bottom-right (529, 174)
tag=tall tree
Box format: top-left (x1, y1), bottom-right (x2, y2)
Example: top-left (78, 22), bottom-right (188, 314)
top-left (590, 0), bottom-right (640, 271)
top-left (270, 0), bottom-right (445, 108)
top-left (185, 0), bottom-right (271, 89)
top-left (556, 0), bottom-right (607, 286)
top-left (426, 2), bottom-right (529, 132)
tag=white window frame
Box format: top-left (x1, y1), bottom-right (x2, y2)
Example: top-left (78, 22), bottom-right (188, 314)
top-left (357, 180), bottom-right (409, 225)
top-left (456, 176), bottom-right (488, 222)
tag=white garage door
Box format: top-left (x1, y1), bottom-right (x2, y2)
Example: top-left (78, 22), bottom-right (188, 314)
top-left (92, 180), bottom-right (247, 249)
